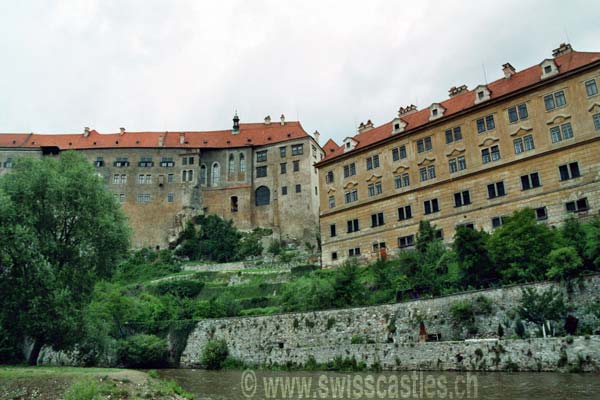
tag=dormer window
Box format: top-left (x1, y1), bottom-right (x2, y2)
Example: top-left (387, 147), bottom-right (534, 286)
top-left (473, 85), bottom-right (491, 104)
top-left (391, 117), bottom-right (407, 135)
top-left (343, 137), bottom-right (358, 152)
top-left (428, 103), bottom-right (445, 121)
top-left (540, 59), bottom-right (559, 80)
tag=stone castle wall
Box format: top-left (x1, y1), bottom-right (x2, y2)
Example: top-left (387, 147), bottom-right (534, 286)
top-left (180, 275), bottom-right (600, 371)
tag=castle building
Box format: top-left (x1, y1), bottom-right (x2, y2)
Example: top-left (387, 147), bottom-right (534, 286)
top-left (0, 115), bottom-right (323, 249)
top-left (316, 44), bottom-right (600, 266)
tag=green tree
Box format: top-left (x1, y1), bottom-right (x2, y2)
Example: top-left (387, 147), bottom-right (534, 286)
top-left (415, 221), bottom-right (440, 254)
top-left (453, 226), bottom-right (496, 288)
top-left (280, 276), bottom-right (335, 312)
top-left (585, 217), bottom-right (600, 269)
top-left (517, 287), bottom-right (567, 336)
top-left (487, 209), bottom-right (558, 283)
top-left (0, 152), bottom-right (130, 363)
top-left (176, 215), bottom-right (242, 262)
top-left (332, 260), bottom-right (364, 307)
top-left (546, 247), bottom-right (583, 281)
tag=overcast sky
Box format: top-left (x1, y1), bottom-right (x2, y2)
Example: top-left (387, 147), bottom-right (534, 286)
top-left (1, 1), bottom-right (599, 144)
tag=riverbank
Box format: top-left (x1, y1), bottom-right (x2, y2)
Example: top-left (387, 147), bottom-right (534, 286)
top-left (0, 366), bottom-right (194, 400)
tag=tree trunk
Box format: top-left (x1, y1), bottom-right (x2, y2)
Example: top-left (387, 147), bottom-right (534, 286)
top-left (28, 340), bottom-right (42, 366)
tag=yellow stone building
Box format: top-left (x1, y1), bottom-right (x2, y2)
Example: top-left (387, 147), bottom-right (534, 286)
top-left (316, 44), bottom-right (600, 266)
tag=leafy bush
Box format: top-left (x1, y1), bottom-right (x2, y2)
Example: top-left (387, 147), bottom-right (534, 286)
top-left (291, 264), bottom-right (320, 276)
top-left (118, 334), bottom-right (168, 368)
top-left (64, 379), bottom-right (99, 400)
top-left (152, 279), bottom-right (205, 298)
top-left (517, 287), bottom-right (567, 334)
top-left (280, 276), bottom-right (335, 312)
top-left (201, 339), bottom-right (229, 370)
top-left (546, 247), bottom-right (584, 281)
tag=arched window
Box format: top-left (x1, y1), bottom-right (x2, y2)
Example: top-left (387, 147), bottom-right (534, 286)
top-left (211, 162), bottom-right (220, 186)
top-left (200, 164), bottom-right (207, 186)
top-left (239, 153), bottom-right (246, 173)
top-left (228, 154), bottom-right (235, 177)
top-left (255, 186), bottom-right (270, 206)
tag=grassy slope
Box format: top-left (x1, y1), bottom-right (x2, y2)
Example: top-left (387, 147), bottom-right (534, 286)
top-left (0, 366), bottom-right (193, 400)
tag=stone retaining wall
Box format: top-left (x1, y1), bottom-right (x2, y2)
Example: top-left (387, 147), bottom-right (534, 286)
top-left (180, 275), bottom-right (600, 371)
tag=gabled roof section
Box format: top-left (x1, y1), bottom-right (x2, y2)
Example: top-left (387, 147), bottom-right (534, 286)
top-left (322, 138), bottom-right (340, 155)
top-left (318, 49), bottom-right (600, 164)
top-left (0, 122), bottom-right (311, 150)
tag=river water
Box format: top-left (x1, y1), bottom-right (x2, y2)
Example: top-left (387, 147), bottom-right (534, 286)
top-left (158, 369), bottom-right (600, 400)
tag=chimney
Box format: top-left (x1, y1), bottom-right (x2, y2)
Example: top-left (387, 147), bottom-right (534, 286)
top-left (83, 127), bottom-right (90, 137)
top-left (264, 115), bottom-right (271, 125)
top-left (502, 63), bottom-right (516, 79)
top-left (232, 112), bottom-right (240, 134)
top-left (398, 104), bottom-right (418, 117)
top-left (179, 133), bottom-right (185, 144)
top-left (552, 43), bottom-right (573, 57)
top-left (158, 135), bottom-right (164, 147)
top-left (313, 130), bottom-right (320, 144)
top-left (448, 85), bottom-right (468, 97)
top-left (357, 120), bottom-right (374, 134)
top-left (119, 127), bottom-right (126, 135)
top-left (280, 114), bottom-right (286, 125)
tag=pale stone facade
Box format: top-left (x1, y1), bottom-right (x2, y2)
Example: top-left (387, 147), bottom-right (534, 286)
top-left (0, 120), bottom-right (323, 249)
top-left (317, 45), bottom-right (600, 266)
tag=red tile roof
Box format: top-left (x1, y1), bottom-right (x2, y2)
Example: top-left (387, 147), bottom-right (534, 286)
top-left (322, 138), bottom-right (339, 155)
top-left (0, 122), bottom-right (311, 150)
top-left (319, 50), bottom-right (600, 163)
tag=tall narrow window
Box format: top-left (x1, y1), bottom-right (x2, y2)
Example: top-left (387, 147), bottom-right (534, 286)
top-left (231, 196), bottom-right (239, 212)
top-left (200, 164), bottom-right (207, 185)
top-left (211, 162), bottom-right (220, 186)
top-left (239, 154), bottom-right (246, 173)
top-left (255, 186), bottom-right (270, 206)
top-left (228, 154), bottom-right (235, 177)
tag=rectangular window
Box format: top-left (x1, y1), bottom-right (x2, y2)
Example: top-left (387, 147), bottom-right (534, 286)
top-left (167, 192), bottom-right (174, 203)
top-left (139, 156), bottom-right (154, 167)
top-left (292, 160), bottom-right (300, 172)
top-left (137, 193), bottom-right (151, 204)
top-left (521, 172), bottom-right (541, 190)
top-left (508, 103), bottom-right (529, 123)
top-left (487, 181), bottom-right (506, 199)
top-left (454, 190), bottom-right (471, 207)
top-left (349, 247), bottom-right (361, 257)
top-left (417, 137), bottom-right (432, 153)
top-left (445, 126), bottom-right (462, 144)
top-left (372, 242), bottom-right (386, 252)
top-left (291, 144), bottom-right (303, 156)
top-left (325, 171), bottom-right (334, 184)
top-left (332, 252), bottom-right (338, 261)
top-left (366, 155), bottom-right (380, 170)
top-left (392, 145), bottom-right (407, 161)
top-left (367, 182), bottom-right (382, 197)
top-left (118, 193), bottom-right (125, 203)
top-left (137, 174), bottom-right (145, 184)
top-left (544, 90), bottom-right (566, 111)
top-left (594, 113), bottom-right (600, 131)
top-left (559, 162), bottom-right (580, 181)
top-left (419, 165), bottom-right (436, 182)
top-left (398, 205), bottom-right (412, 221)
top-left (295, 184), bottom-right (301, 193)
top-left (550, 122), bottom-right (574, 143)
top-left (481, 145), bottom-right (500, 164)
top-left (344, 189), bottom-right (358, 204)
top-left (535, 206), bottom-right (548, 220)
top-left (328, 195), bottom-right (335, 208)
top-left (343, 163), bottom-right (356, 178)
top-left (256, 166), bottom-right (267, 178)
top-left (330, 224), bottom-right (337, 237)
top-left (585, 79), bottom-right (598, 97)
top-left (282, 186), bottom-right (288, 195)
top-left (95, 157), bottom-right (104, 167)
top-left (280, 163), bottom-right (287, 174)
top-left (280, 146), bottom-right (286, 158)
top-left (256, 150), bottom-right (268, 162)
top-left (371, 212), bottom-right (385, 227)
top-left (476, 114), bottom-right (495, 133)
top-left (167, 173), bottom-right (174, 183)
top-left (565, 198), bottom-right (589, 213)
top-left (160, 157), bottom-right (174, 167)
top-left (181, 156), bottom-right (194, 166)
top-left (347, 219), bottom-right (360, 233)
top-left (449, 156), bottom-right (467, 173)
top-left (113, 174), bottom-right (120, 184)
top-left (398, 235), bottom-right (415, 249)
top-left (394, 173), bottom-right (410, 189)
top-left (523, 135), bottom-right (535, 152)
top-left (424, 198), bottom-right (440, 215)
top-left (491, 216), bottom-right (507, 229)
top-left (114, 157), bottom-right (129, 167)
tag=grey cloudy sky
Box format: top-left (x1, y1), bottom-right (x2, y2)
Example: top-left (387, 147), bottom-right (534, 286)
top-left (0, 1), bottom-right (599, 144)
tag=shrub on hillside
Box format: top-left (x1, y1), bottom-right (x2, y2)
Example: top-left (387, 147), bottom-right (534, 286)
top-left (291, 264), bottom-right (320, 276)
top-left (201, 339), bottom-right (229, 370)
top-left (152, 280), bottom-right (205, 298)
top-left (117, 334), bottom-right (168, 368)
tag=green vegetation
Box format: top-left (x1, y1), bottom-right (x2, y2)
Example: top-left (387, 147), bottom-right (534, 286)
top-left (201, 339), bottom-right (229, 370)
